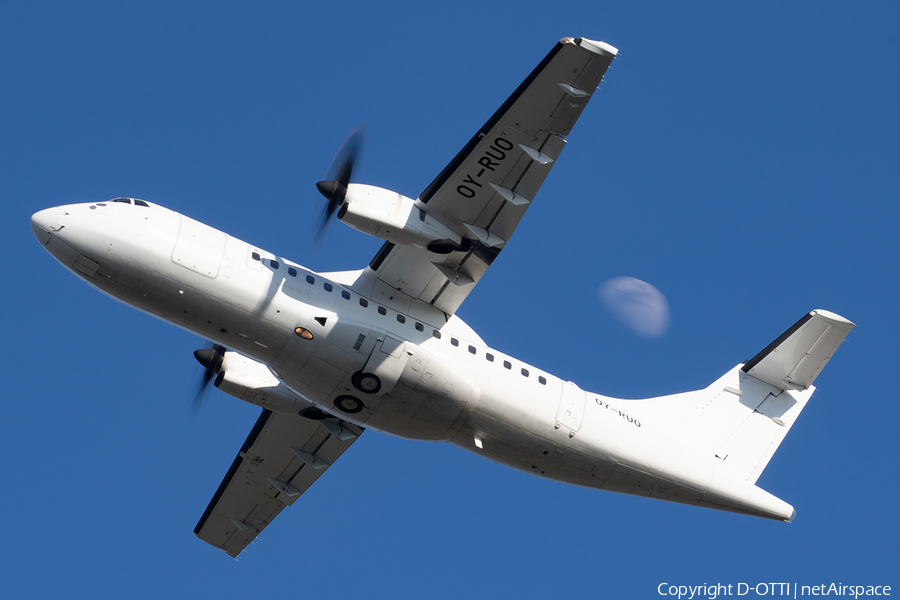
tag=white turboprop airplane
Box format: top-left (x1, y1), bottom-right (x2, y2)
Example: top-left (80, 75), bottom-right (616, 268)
top-left (31, 37), bottom-right (853, 557)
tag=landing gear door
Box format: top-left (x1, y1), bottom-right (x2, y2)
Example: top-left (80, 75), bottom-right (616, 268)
top-left (361, 334), bottom-right (409, 396)
top-left (556, 381), bottom-right (586, 437)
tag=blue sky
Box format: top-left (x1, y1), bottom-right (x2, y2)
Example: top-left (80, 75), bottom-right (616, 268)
top-left (3, 2), bottom-right (898, 598)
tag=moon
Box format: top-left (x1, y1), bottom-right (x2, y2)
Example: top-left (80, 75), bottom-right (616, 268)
top-left (598, 276), bottom-right (670, 338)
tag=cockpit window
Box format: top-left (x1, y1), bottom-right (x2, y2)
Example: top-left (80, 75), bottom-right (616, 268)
top-left (110, 197), bottom-right (149, 207)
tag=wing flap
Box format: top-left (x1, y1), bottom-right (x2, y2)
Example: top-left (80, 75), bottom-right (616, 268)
top-left (194, 409), bottom-right (363, 557)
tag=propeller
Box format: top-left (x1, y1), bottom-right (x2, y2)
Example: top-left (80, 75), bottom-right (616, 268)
top-left (190, 343), bottom-right (226, 414)
top-left (315, 127), bottom-right (365, 239)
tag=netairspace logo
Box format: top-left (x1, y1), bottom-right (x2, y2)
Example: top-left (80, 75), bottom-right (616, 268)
top-left (657, 583), bottom-right (892, 599)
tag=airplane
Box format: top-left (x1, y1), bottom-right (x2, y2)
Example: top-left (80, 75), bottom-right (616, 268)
top-left (30, 36), bottom-right (854, 558)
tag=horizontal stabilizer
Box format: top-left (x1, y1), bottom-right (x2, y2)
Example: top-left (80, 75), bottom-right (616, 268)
top-left (741, 309), bottom-right (854, 391)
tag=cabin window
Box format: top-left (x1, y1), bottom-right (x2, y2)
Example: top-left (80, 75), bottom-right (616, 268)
top-left (503, 361), bottom-right (511, 370)
top-left (486, 353), bottom-right (494, 362)
top-left (451, 338), bottom-right (459, 347)
top-left (359, 298), bottom-right (368, 308)
top-left (324, 283), bottom-right (333, 292)
top-left (306, 275), bottom-right (315, 284)
top-left (415, 322), bottom-right (424, 332)
top-left (378, 306), bottom-right (387, 316)
top-left (521, 368), bottom-right (529, 377)
top-left (538, 376), bottom-right (547, 385)
top-left (397, 315), bottom-right (406, 324)
top-left (341, 290), bottom-right (350, 300)
top-left (432, 330), bottom-right (441, 339)
top-left (468, 345), bottom-right (476, 355)
top-left (288, 267), bottom-right (297, 277)
top-left (251, 252), bottom-right (260, 261)
top-left (270, 260), bottom-right (279, 269)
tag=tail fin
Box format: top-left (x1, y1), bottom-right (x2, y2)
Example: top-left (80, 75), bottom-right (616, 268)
top-left (641, 310), bottom-right (854, 484)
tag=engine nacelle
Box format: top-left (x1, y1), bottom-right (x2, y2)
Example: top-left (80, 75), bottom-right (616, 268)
top-left (215, 351), bottom-right (316, 415)
top-left (338, 184), bottom-right (462, 253)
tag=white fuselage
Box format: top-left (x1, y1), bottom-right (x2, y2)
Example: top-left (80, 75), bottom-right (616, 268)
top-left (30, 199), bottom-right (796, 521)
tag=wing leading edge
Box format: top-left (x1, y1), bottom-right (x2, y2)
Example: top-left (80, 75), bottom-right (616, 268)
top-left (359, 37), bottom-right (618, 316)
top-left (195, 409), bottom-right (363, 557)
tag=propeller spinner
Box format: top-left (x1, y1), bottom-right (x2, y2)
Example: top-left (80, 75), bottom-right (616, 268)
top-left (191, 344), bottom-right (226, 414)
top-left (315, 127), bottom-right (365, 238)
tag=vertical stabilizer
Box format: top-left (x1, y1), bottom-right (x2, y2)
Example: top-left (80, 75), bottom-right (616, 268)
top-left (632, 310), bottom-right (853, 485)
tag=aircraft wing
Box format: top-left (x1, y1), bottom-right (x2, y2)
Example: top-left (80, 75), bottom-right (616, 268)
top-left (194, 409), bottom-right (363, 557)
top-left (362, 37), bottom-right (618, 316)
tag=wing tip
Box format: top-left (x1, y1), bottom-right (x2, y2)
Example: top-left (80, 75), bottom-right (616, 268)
top-left (811, 308), bottom-right (855, 328)
top-left (564, 37), bottom-right (618, 57)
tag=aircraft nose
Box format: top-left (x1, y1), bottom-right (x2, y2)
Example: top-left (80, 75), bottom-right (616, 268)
top-left (31, 207), bottom-right (59, 245)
